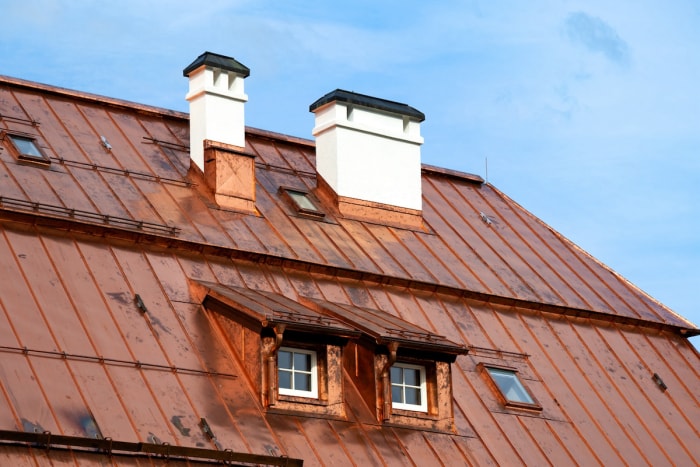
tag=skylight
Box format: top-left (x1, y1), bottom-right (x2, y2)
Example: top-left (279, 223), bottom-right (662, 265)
top-left (287, 190), bottom-right (318, 211)
top-left (485, 366), bottom-right (538, 407)
top-left (282, 188), bottom-right (325, 218)
top-left (7, 134), bottom-right (50, 165)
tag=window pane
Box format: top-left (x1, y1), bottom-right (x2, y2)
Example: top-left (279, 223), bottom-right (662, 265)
top-left (390, 366), bottom-right (402, 384)
top-left (390, 363), bottom-right (427, 412)
top-left (278, 350), bottom-right (292, 370)
top-left (392, 385), bottom-right (403, 403)
top-left (278, 370), bottom-right (291, 390)
top-left (10, 135), bottom-right (42, 158)
top-left (404, 368), bottom-right (420, 386)
top-left (488, 368), bottom-right (534, 404)
top-left (294, 352), bottom-right (311, 372)
top-left (278, 347), bottom-right (318, 398)
top-left (404, 387), bottom-right (421, 405)
top-left (288, 190), bottom-right (318, 211)
top-left (294, 372), bottom-right (311, 392)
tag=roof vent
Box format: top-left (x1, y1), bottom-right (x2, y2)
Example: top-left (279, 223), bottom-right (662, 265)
top-left (183, 51), bottom-right (250, 172)
top-left (310, 90), bottom-right (424, 227)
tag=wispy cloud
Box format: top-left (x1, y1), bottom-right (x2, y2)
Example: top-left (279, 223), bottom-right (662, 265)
top-left (565, 12), bottom-right (630, 66)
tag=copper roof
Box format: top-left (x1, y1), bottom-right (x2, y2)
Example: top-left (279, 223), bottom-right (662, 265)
top-left (0, 74), bottom-right (699, 465)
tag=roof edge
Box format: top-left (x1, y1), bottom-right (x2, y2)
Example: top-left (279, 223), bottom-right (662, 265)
top-left (0, 74), bottom-right (189, 119)
top-left (0, 75), bottom-right (318, 147)
top-left (487, 182), bottom-right (700, 332)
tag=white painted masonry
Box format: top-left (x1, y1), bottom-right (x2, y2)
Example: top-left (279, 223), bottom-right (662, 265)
top-left (311, 96), bottom-right (424, 211)
top-left (186, 63), bottom-right (248, 171)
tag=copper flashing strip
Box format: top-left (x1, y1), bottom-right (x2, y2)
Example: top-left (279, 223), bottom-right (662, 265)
top-left (52, 157), bottom-right (193, 187)
top-left (0, 208), bottom-right (696, 337)
top-left (0, 196), bottom-right (180, 236)
top-left (421, 164), bottom-right (484, 184)
top-left (0, 345), bottom-right (236, 379)
top-left (0, 429), bottom-right (302, 466)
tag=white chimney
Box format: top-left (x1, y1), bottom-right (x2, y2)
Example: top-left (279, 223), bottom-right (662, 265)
top-left (310, 90), bottom-right (424, 213)
top-left (183, 52), bottom-right (250, 171)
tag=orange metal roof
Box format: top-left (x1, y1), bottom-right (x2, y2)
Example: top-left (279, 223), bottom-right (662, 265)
top-left (0, 74), bottom-right (698, 465)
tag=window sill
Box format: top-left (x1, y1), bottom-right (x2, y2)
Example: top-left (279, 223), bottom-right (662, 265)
top-left (265, 407), bottom-right (348, 421)
top-left (17, 154), bottom-right (51, 168)
top-left (503, 401), bottom-right (543, 412)
top-left (277, 394), bottom-right (329, 407)
top-left (384, 414), bottom-right (454, 434)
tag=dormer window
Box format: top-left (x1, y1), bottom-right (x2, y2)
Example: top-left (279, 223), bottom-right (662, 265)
top-left (195, 281), bottom-right (358, 419)
top-left (390, 362), bottom-right (427, 412)
top-left (301, 297), bottom-right (467, 432)
top-left (194, 281), bottom-right (467, 430)
top-left (5, 133), bottom-right (50, 166)
top-left (278, 347), bottom-right (318, 398)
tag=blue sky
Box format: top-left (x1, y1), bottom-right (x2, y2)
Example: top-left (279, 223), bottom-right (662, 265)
top-left (1, 1), bottom-right (699, 347)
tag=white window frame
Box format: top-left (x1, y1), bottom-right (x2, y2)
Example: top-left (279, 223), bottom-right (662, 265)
top-left (390, 362), bottom-right (428, 412)
top-left (278, 347), bottom-right (318, 398)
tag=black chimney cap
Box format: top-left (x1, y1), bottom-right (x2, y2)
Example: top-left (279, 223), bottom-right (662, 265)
top-left (309, 89), bottom-right (425, 122)
top-left (183, 51), bottom-right (250, 78)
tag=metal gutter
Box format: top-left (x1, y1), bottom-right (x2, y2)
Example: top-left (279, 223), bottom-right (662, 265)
top-left (0, 429), bottom-right (303, 466)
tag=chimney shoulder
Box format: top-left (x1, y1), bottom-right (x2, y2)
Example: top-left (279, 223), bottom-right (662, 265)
top-left (203, 140), bottom-right (257, 214)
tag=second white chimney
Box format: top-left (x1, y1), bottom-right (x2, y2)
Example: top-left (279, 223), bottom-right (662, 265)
top-left (183, 52), bottom-right (250, 172)
top-left (310, 90), bottom-right (425, 212)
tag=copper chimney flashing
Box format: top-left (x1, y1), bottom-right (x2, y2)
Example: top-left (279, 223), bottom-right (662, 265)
top-left (203, 140), bottom-right (256, 213)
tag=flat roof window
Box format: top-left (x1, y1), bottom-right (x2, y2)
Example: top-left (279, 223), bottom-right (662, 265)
top-left (281, 188), bottom-right (325, 219)
top-left (278, 347), bottom-right (318, 398)
top-left (391, 362), bottom-right (428, 412)
top-left (6, 134), bottom-right (50, 165)
top-left (485, 366), bottom-right (537, 406)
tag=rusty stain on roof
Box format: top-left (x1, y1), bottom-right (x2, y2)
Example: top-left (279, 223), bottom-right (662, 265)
top-left (0, 74), bottom-right (698, 465)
